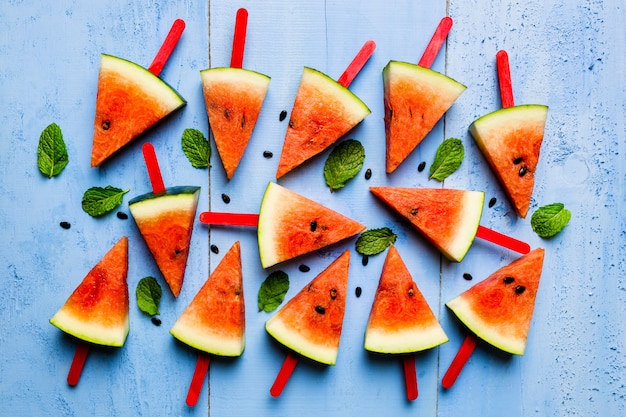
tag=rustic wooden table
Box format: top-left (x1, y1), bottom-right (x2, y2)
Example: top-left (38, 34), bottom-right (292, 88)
top-left (1, 1), bottom-right (624, 416)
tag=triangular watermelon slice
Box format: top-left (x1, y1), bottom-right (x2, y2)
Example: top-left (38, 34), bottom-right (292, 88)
top-left (468, 104), bottom-right (548, 218)
top-left (275, 67), bottom-right (371, 178)
top-left (383, 60), bottom-right (466, 173)
top-left (201, 68), bottom-right (270, 179)
top-left (90, 54), bottom-right (186, 167)
top-left (370, 187), bottom-right (484, 262)
top-left (50, 237), bottom-right (129, 347)
top-left (446, 248), bottom-right (545, 355)
top-left (265, 250), bottom-right (350, 365)
top-left (365, 245), bottom-right (448, 354)
top-left (258, 182), bottom-right (365, 268)
top-left (170, 241), bottom-right (245, 357)
top-left (129, 186), bottom-right (200, 297)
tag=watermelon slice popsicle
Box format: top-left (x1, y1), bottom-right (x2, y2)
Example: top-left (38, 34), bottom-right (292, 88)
top-left (468, 50), bottom-right (548, 218)
top-left (201, 8), bottom-right (271, 180)
top-left (169, 241), bottom-right (246, 407)
top-left (384, 16), bottom-right (467, 173)
top-left (275, 39), bottom-right (376, 178)
top-left (90, 19), bottom-right (187, 167)
top-left (128, 143), bottom-right (200, 297)
top-left (442, 248), bottom-right (545, 389)
top-left (369, 187), bottom-right (530, 262)
top-left (49, 237), bottom-right (130, 386)
top-left (199, 182), bottom-right (365, 269)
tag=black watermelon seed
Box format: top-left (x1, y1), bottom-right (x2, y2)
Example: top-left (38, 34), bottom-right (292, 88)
top-left (355, 287), bottom-right (362, 298)
top-left (210, 244), bottom-right (219, 254)
top-left (362, 255), bottom-right (369, 266)
top-left (221, 193), bottom-right (231, 204)
top-left (330, 288), bottom-right (337, 299)
top-left (102, 121), bottom-right (110, 130)
top-left (488, 197), bottom-right (497, 208)
top-left (116, 211), bottom-right (128, 220)
top-left (279, 110), bottom-right (287, 121)
top-left (417, 161), bottom-right (426, 172)
top-left (515, 285), bottom-right (526, 294)
top-left (263, 150), bottom-right (273, 158)
top-left (463, 272), bottom-right (473, 281)
top-left (408, 288), bottom-right (414, 296)
top-left (151, 317), bottom-right (162, 326)
top-left (513, 157), bottom-right (523, 165)
top-left (310, 220), bottom-right (317, 232)
top-left (503, 276), bottom-right (515, 284)
top-left (364, 168), bottom-right (372, 180)
top-left (299, 264), bottom-right (310, 272)
top-left (315, 305), bottom-right (326, 314)
top-left (518, 166), bottom-right (528, 177)
top-left (59, 221), bottom-right (71, 229)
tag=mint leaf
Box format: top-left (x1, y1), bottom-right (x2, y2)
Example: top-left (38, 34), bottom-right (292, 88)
top-left (37, 122), bottom-right (69, 178)
top-left (531, 203), bottom-right (571, 237)
top-left (182, 128), bottom-right (211, 168)
top-left (258, 270), bottom-right (289, 313)
top-left (429, 138), bottom-right (464, 181)
top-left (355, 227), bottom-right (398, 256)
top-left (323, 139), bottom-right (365, 191)
top-left (136, 276), bottom-right (162, 316)
top-left (81, 186), bottom-right (129, 217)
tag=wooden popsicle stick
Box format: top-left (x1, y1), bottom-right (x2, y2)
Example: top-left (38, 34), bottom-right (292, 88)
top-left (141, 143), bottom-right (166, 195)
top-left (186, 354), bottom-right (212, 407)
top-left (402, 355), bottom-right (418, 400)
top-left (496, 50), bottom-right (515, 108)
top-left (476, 225), bottom-right (530, 254)
top-left (442, 334), bottom-right (477, 389)
top-left (337, 40), bottom-right (376, 88)
top-left (67, 341), bottom-right (90, 386)
top-left (199, 212), bottom-right (259, 227)
top-left (230, 8), bottom-right (248, 69)
top-left (418, 16), bottom-right (453, 69)
top-left (270, 352), bottom-right (299, 397)
top-left (148, 19), bottom-right (186, 76)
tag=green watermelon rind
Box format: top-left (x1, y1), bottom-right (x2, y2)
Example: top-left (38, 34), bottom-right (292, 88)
top-left (200, 66), bottom-right (271, 86)
top-left (128, 186), bottom-right (201, 214)
top-left (265, 319), bottom-right (339, 365)
top-left (364, 325), bottom-right (448, 354)
top-left (444, 190), bottom-right (484, 262)
top-left (468, 104), bottom-right (548, 133)
top-left (101, 53), bottom-right (187, 108)
top-left (170, 322), bottom-right (245, 357)
top-left (383, 60), bottom-right (467, 93)
top-left (50, 309), bottom-right (130, 348)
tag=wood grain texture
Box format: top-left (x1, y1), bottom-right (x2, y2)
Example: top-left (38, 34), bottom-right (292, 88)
top-left (0, 1), bottom-right (624, 416)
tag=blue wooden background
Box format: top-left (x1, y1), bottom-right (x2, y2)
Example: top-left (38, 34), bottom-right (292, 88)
top-left (1, 1), bottom-right (624, 416)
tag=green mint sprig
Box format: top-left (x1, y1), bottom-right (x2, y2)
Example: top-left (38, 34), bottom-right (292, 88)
top-left (136, 276), bottom-right (162, 316)
top-left (258, 270), bottom-right (289, 313)
top-left (429, 138), bottom-right (464, 181)
top-left (182, 128), bottom-right (211, 168)
top-left (81, 186), bottom-right (129, 217)
top-left (323, 139), bottom-right (365, 191)
top-left (37, 122), bottom-right (69, 178)
top-left (355, 227), bottom-right (398, 256)
top-left (531, 203), bottom-right (571, 238)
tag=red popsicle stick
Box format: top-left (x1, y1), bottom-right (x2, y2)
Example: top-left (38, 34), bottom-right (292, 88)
top-left (476, 225), bottom-right (530, 254)
top-left (442, 334), bottom-right (477, 389)
top-left (199, 212), bottom-right (259, 227)
top-left (67, 341), bottom-right (90, 386)
top-left (148, 19), bottom-right (186, 76)
top-left (230, 8), bottom-right (248, 69)
top-left (186, 354), bottom-right (211, 407)
top-left (270, 352), bottom-right (299, 397)
top-left (496, 50), bottom-right (515, 108)
top-left (402, 355), bottom-right (418, 400)
top-left (142, 143), bottom-right (166, 194)
top-left (337, 40), bottom-right (376, 88)
top-left (418, 16), bottom-right (453, 69)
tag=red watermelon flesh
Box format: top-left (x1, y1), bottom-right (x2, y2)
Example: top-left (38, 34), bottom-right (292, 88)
top-left (91, 54), bottom-right (186, 167)
top-left (275, 67), bottom-right (371, 178)
top-left (383, 60), bottom-right (466, 173)
top-left (370, 187), bottom-right (484, 262)
top-left (265, 250), bottom-right (350, 365)
top-left (468, 104), bottom-right (548, 218)
top-left (128, 186), bottom-right (200, 297)
top-left (365, 245), bottom-right (448, 354)
top-left (258, 182), bottom-right (366, 268)
top-left (446, 248), bottom-right (545, 355)
top-left (201, 67), bottom-right (270, 179)
top-left (49, 237), bottom-right (129, 347)
top-left (170, 241), bottom-right (245, 357)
